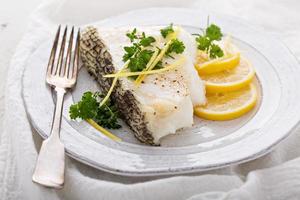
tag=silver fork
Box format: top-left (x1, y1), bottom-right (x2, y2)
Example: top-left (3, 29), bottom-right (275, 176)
top-left (32, 25), bottom-right (80, 188)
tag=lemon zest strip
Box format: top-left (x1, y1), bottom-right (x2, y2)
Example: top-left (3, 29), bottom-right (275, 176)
top-left (86, 119), bottom-right (122, 142)
top-left (99, 60), bottom-right (129, 107)
top-left (104, 56), bottom-right (186, 78)
top-left (135, 29), bottom-right (179, 85)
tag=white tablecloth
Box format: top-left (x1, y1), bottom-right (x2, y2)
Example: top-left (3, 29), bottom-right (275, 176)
top-left (1, 0), bottom-right (300, 199)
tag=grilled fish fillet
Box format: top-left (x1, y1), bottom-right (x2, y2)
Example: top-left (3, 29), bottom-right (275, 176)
top-left (80, 26), bottom-right (206, 145)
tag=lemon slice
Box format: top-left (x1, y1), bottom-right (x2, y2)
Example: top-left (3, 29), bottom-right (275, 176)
top-left (196, 53), bottom-right (240, 75)
top-left (201, 57), bottom-right (255, 93)
top-left (194, 84), bottom-right (258, 121)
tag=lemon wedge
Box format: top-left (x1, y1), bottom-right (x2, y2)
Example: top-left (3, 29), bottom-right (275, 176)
top-left (201, 57), bottom-right (255, 93)
top-left (194, 84), bottom-right (258, 121)
top-left (196, 53), bottom-right (240, 75)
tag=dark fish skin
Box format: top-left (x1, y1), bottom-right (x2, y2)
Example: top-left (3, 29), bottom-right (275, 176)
top-left (80, 26), bottom-right (156, 145)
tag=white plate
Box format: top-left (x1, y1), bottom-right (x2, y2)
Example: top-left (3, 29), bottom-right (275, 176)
top-left (22, 8), bottom-right (300, 176)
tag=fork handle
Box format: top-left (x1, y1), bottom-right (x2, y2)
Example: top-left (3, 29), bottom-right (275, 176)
top-left (32, 87), bottom-right (66, 188)
top-left (51, 87), bottom-right (66, 139)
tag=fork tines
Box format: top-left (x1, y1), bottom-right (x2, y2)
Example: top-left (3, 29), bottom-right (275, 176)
top-left (47, 25), bottom-right (80, 81)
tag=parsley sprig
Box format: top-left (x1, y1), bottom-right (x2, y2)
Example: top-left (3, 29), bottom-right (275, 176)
top-left (123, 25), bottom-right (185, 77)
top-left (166, 39), bottom-right (185, 58)
top-left (162, 25), bottom-right (185, 58)
top-left (69, 91), bottom-right (121, 129)
top-left (195, 24), bottom-right (224, 58)
top-left (123, 29), bottom-right (159, 74)
top-left (160, 23), bottom-right (174, 38)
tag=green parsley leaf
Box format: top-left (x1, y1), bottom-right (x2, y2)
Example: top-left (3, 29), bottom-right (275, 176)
top-left (69, 91), bottom-right (121, 129)
top-left (160, 23), bottom-right (174, 38)
top-left (140, 36), bottom-right (156, 47)
top-left (195, 36), bottom-right (211, 51)
top-left (206, 24), bottom-right (223, 41)
top-left (126, 28), bottom-right (138, 42)
top-left (123, 46), bottom-right (137, 61)
top-left (195, 23), bottom-right (224, 58)
top-left (166, 39), bottom-right (185, 56)
top-left (128, 49), bottom-right (154, 72)
top-left (209, 44), bottom-right (224, 58)
top-left (70, 91), bottom-right (98, 120)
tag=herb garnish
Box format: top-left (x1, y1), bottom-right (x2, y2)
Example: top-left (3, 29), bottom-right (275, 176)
top-left (69, 91), bottom-right (121, 129)
top-left (122, 31), bottom-right (156, 63)
top-left (166, 39), bottom-right (185, 57)
top-left (160, 23), bottom-right (174, 38)
top-left (140, 32), bottom-right (156, 47)
top-left (126, 28), bottom-right (138, 42)
top-left (123, 30), bottom-right (160, 76)
top-left (162, 25), bottom-right (185, 59)
top-left (127, 49), bottom-right (158, 72)
top-left (195, 23), bottom-right (224, 58)
top-left (123, 25), bottom-right (185, 78)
